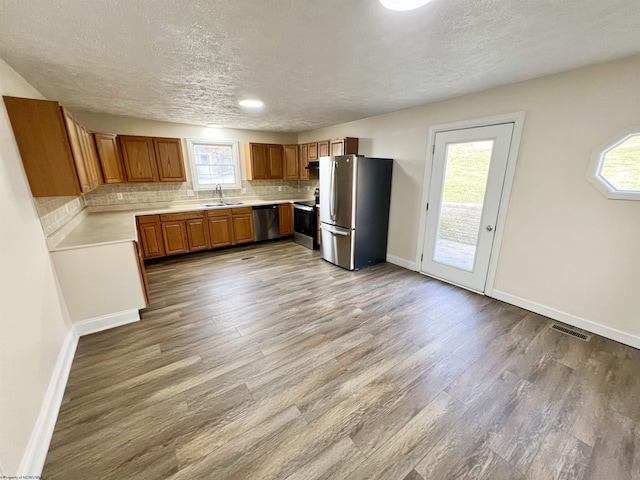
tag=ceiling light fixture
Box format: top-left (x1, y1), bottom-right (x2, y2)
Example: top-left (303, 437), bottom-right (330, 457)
top-left (206, 123), bottom-right (223, 128)
top-left (380, 0), bottom-right (433, 11)
top-left (238, 99), bottom-right (264, 108)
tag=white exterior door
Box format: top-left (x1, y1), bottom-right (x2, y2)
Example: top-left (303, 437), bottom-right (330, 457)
top-left (420, 123), bottom-right (514, 292)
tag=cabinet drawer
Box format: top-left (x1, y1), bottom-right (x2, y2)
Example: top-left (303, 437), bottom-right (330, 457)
top-left (137, 214), bottom-right (161, 224)
top-left (231, 206), bottom-right (252, 215)
top-left (159, 211), bottom-right (205, 222)
top-left (206, 208), bottom-right (232, 217)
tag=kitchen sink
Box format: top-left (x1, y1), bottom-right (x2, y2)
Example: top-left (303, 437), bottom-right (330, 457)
top-left (201, 201), bottom-right (244, 207)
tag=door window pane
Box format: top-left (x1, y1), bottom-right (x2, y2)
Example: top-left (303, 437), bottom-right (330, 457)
top-left (433, 141), bottom-right (493, 271)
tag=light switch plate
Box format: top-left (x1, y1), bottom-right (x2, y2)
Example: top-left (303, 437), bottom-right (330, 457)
top-left (278, 186), bottom-right (283, 192)
top-left (116, 193), bottom-right (124, 200)
top-left (187, 190), bottom-right (195, 197)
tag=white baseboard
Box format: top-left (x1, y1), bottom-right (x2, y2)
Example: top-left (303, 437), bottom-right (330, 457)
top-left (73, 309), bottom-right (140, 336)
top-left (18, 328), bottom-right (79, 477)
top-left (491, 290), bottom-right (640, 349)
top-left (386, 254), bottom-right (418, 271)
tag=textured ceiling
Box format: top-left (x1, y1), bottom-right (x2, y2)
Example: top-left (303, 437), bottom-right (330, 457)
top-left (1, 0), bottom-right (639, 132)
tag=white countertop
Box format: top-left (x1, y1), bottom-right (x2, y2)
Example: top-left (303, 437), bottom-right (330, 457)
top-left (50, 196), bottom-right (313, 252)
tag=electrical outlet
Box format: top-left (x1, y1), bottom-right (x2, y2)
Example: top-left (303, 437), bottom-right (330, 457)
top-left (278, 186), bottom-right (283, 192)
top-left (187, 190), bottom-right (195, 197)
top-left (306, 186), bottom-right (310, 191)
top-left (241, 188), bottom-right (247, 194)
top-left (116, 193), bottom-right (124, 200)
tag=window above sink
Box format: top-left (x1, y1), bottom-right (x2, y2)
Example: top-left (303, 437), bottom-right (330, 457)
top-left (187, 139), bottom-right (241, 191)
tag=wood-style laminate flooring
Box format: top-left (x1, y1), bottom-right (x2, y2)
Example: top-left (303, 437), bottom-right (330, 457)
top-left (44, 240), bottom-right (640, 479)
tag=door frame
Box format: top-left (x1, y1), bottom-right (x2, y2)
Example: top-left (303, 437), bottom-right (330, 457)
top-left (415, 111), bottom-right (526, 295)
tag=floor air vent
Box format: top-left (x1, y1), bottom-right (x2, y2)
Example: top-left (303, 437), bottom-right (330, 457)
top-left (241, 256), bottom-right (256, 261)
top-left (549, 323), bottom-right (592, 341)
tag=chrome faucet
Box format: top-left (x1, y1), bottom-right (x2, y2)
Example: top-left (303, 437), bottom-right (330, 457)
top-left (215, 183), bottom-right (224, 203)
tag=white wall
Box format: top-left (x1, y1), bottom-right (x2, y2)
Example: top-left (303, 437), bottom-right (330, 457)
top-left (299, 55), bottom-right (640, 343)
top-left (0, 59), bottom-right (72, 474)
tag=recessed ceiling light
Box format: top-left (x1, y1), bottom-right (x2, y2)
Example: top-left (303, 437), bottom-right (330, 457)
top-left (380, 0), bottom-right (433, 11)
top-left (238, 99), bottom-right (264, 108)
top-left (206, 123), bottom-right (223, 128)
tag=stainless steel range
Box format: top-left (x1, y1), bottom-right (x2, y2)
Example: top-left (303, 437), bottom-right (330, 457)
top-left (293, 200), bottom-right (317, 249)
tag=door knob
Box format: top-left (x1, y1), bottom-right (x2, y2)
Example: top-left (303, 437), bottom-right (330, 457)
top-left (486, 225), bottom-right (494, 231)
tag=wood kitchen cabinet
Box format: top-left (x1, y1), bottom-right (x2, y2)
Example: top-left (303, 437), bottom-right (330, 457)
top-left (160, 211), bottom-right (208, 256)
top-left (94, 133), bottom-right (126, 183)
top-left (137, 215), bottom-right (165, 259)
top-left (283, 145), bottom-right (299, 179)
top-left (2, 96), bottom-right (100, 197)
top-left (154, 137), bottom-right (186, 182)
top-left (207, 209), bottom-right (233, 248)
top-left (330, 137), bottom-right (359, 156)
top-left (318, 140), bottom-right (330, 158)
top-left (161, 221), bottom-right (188, 255)
top-left (245, 143), bottom-right (269, 180)
top-left (279, 203), bottom-right (294, 236)
top-left (62, 108), bottom-right (103, 193)
top-left (231, 207), bottom-right (254, 244)
top-left (266, 144), bottom-right (284, 179)
top-left (119, 135), bottom-right (158, 182)
top-left (307, 142), bottom-right (319, 161)
top-left (246, 143), bottom-right (284, 179)
top-left (298, 143), bottom-right (309, 180)
top-left (185, 217), bottom-right (210, 251)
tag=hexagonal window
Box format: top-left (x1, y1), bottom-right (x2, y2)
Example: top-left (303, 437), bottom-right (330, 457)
top-left (589, 128), bottom-right (640, 200)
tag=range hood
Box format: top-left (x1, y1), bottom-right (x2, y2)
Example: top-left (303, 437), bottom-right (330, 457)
top-left (305, 161), bottom-right (320, 170)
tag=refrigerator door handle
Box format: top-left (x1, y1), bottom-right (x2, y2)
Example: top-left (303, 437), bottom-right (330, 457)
top-left (321, 224), bottom-right (350, 236)
top-left (330, 160), bottom-right (338, 221)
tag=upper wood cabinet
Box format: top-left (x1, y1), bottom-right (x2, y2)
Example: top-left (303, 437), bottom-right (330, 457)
top-left (308, 142), bottom-right (319, 161)
top-left (266, 144), bottom-right (283, 179)
top-left (299, 143), bottom-right (309, 180)
top-left (94, 133), bottom-right (126, 183)
top-left (119, 135), bottom-right (186, 183)
top-left (62, 108), bottom-right (91, 192)
top-left (318, 140), bottom-right (330, 158)
top-left (283, 145), bottom-right (299, 179)
top-left (154, 137), bottom-right (186, 182)
top-left (76, 122), bottom-right (103, 190)
top-left (3, 96), bottom-right (82, 197)
top-left (330, 137), bottom-right (359, 156)
top-left (119, 136), bottom-right (158, 182)
top-left (246, 143), bottom-right (284, 180)
top-left (245, 143), bottom-right (269, 180)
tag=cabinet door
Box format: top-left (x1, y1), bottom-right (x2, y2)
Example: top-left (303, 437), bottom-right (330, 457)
top-left (208, 215), bottom-right (233, 248)
top-left (299, 143), bottom-right (309, 180)
top-left (94, 133), bottom-right (126, 183)
top-left (317, 208), bottom-right (321, 246)
top-left (137, 218), bottom-right (165, 258)
top-left (185, 218), bottom-right (210, 251)
top-left (154, 137), bottom-right (186, 182)
top-left (3, 97), bottom-right (81, 197)
top-left (308, 142), bottom-right (319, 161)
top-left (161, 221), bottom-right (188, 255)
top-left (267, 144), bottom-right (283, 179)
top-left (283, 144), bottom-right (299, 179)
top-left (61, 109), bottom-right (91, 192)
top-left (232, 214), bottom-right (254, 244)
top-left (247, 143), bottom-right (268, 180)
top-left (318, 140), bottom-right (330, 158)
top-left (119, 135), bottom-right (158, 182)
top-left (330, 139), bottom-right (345, 156)
top-left (344, 137), bottom-right (359, 155)
top-left (278, 203), bottom-right (294, 236)
top-left (79, 125), bottom-right (103, 190)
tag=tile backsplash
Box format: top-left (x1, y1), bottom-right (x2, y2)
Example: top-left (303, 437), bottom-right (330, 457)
top-left (83, 179), bottom-right (319, 207)
top-left (34, 196), bottom-right (85, 236)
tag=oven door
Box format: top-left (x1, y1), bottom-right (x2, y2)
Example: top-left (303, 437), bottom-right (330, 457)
top-left (293, 203), bottom-right (316, 237)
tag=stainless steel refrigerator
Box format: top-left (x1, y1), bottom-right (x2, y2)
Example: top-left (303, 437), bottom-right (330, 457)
top-left (319, 155), bottom-right (393, 270)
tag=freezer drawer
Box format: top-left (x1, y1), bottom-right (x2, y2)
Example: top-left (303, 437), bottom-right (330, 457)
top-left (320, 223), bottom-right (355, 270)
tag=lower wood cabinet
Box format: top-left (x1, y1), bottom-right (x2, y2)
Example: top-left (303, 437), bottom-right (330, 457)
top-left (137, 215), bottom-right (165, 259)
top-left (231, 207), bottom-right (255, 244)
top-left (207, 209), bottom-right (233, 248)
top-left (137, 207), bottom-right (259, 259)
top-left (279, 203), bottom-right (294, 236)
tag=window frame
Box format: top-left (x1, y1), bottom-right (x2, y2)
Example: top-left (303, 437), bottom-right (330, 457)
top-left (186, 138), bottom-right (242, 191)
top-left (588, 127), bottom-right (640, 201)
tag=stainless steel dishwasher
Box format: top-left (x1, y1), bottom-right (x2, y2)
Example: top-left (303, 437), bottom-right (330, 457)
top-left (252, 205), bottom-right (280, 241)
